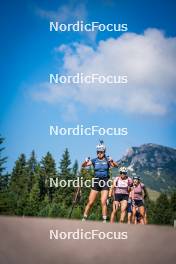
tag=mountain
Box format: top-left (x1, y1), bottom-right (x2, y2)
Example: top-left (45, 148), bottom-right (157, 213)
top-left (112, 143), bottom-right (176, 192)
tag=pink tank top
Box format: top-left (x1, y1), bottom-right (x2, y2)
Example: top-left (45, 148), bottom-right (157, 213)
top-left (114, 176), bottom-right (133, 195)
top-left (132, 183), bottom-right (145, 200)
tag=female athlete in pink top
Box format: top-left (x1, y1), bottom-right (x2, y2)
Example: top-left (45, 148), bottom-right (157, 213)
top-left (114, 176), bottom-right (133, 195)
top-left (131, 175), bottom-right (148, 224)
top-left (109, 167), bottom-right (133, 223)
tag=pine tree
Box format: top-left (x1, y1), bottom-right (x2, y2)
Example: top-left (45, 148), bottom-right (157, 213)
top-left (27, 150), bottom-right (38, 192)
top-left (170, 191), bottom-right (176, 226)
top-left (153, 193), bottom-right (171, 225)
top-left (145, 198), bottom-right (155, 224)
top-left (24, 165), bottom-right (41, 216)
top-left (49, 202), bottom-right (60, 217)
top-left (59, 148), bottom-right (71, 177)
top-left (72, 160), bottom-right (79, 176)
top-left (0, 135), bottom-right (11, 214)
top-left (0, 135), bottom-right (8, 191)
top-left (58, 149), bottom-right (74, 209)
top-left (38, 195), bottom-right (50, 217)
top-left (9, 154), bottom-right (29, 215)
top-left (51, 149), bottom-right (74, 217)
top-left (26, 182), bottom-right (40, 216)
top-left (40, 152), bottom-right (57, 202)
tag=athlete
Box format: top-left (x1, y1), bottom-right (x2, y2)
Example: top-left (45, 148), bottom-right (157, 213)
top-left (131, 175), bottom-right (148, 224)
top-left (135, 208), bottom-right (142, 224)
top-left (134, 207), bottom-right (148, 224)
top-left (82, 141), bottom-right (118, 222)
top-left (127, 194), bottom-right (133, 224)
top-left (109, 167), bottom-right (133, 223)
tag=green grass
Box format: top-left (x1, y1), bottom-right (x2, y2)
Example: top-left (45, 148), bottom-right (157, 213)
top-left (147, 188), bottom-right (160, 201)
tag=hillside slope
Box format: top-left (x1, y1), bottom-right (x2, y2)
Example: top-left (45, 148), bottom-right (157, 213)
top-left (113, 143), bottom-right (176, 192)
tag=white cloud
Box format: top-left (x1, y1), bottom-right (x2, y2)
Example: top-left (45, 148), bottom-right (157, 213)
top-left (32, 28), bottom-right (176, 116)
top-left (36, 3), bottom-right (87, 22)
top-left (36, 2), bottom-right (97, 42)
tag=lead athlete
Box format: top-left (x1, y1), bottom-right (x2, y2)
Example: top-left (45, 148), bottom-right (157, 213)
top-left (82, 141), bottom-right (118, 222)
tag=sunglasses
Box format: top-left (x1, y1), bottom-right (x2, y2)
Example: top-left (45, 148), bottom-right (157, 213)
top-left (97, 151), bottom-right (104, 154)
top-left (120, 172), bottom-right (127, 175)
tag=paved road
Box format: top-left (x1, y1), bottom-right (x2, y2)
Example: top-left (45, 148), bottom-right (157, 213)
top-left (0, 216), bottom-right (175, 264)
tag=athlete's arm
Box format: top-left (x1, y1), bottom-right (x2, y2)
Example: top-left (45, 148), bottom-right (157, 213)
top-left (128, 187), bottom-right (132, 193)
top-left (143, 186), bottom-right (149, 200)
top-left (128, 178), bottom-right (133, 193)
top-left (109, 178), bottom-right (116, 197)
top-left (108, 157), bottom-right (118, 167)
top-left (130, 188), bottom-right (135, 201)
top-left (82, 159), bottom-right (92, 167)
top-left (110, 161), bottom-right (118, 167)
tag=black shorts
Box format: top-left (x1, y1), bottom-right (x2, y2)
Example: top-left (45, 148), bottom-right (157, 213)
top-left (91, 177), bottom-right (110, 192)
top-left (133, 200), bottom-right (144, 207)
top-left (114, 193), bottom-right (129, 202)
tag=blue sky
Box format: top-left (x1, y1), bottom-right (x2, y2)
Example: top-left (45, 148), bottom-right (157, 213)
top-left (0, 0), bottom-right (176, 171)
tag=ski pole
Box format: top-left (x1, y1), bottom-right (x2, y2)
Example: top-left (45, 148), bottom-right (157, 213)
top-left (68, 185), bottom-right (81, 218)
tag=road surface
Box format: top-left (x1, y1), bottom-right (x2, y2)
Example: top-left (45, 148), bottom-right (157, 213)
top-left (0, 216), bottom-right (175, 264)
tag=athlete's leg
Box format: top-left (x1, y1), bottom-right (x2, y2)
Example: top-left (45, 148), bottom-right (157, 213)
top-left (110, 201), bottom-right (119, 223)
top-left (138, 206), bottom-right (145, 224)
top-left (132, 206), bottom-right (137, 224)
top-left (127, 212), bottom-right (132, 224)
top-left (101, 190), bottom-right (109, 220)
top-left (83, 189), bottom-right (98, 218)
top-left (120, 200), bottom-right (128, 223)
top-left (144, 210), bottom-right (148, 224)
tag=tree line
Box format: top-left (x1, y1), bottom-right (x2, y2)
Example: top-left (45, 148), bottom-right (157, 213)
top-left (0, 135), bottom-right (176, 225)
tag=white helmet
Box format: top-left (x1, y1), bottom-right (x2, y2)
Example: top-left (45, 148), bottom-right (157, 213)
top-left (96, 140), bottom-right (106, 152)
top-left (119, 166), bottom-right (128, 173)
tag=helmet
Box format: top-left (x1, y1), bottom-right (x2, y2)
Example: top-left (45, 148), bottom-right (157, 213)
top-left (96, 140), bottom-right (106, 152)
top-left (119, 167), bottom-right (128, 173)
top-left (133, 175), bottom-right (140, 180)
